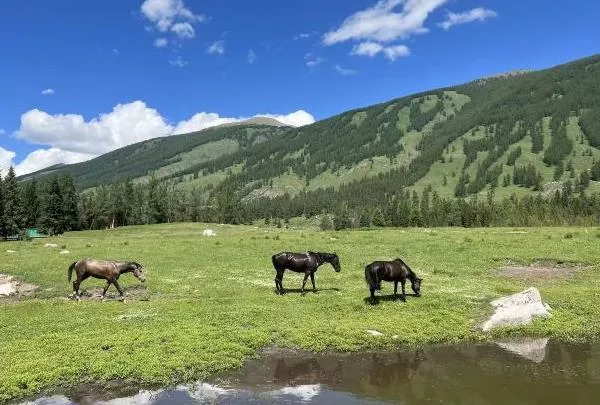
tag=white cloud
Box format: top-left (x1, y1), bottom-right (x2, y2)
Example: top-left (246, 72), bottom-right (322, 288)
top-left (112, 48), bottom-right (120, 55)
top-left (253, 110), bottom-right (315, 128)
top-left (0, 128), bottom-right (6, 134)
top-left (168, 56), bottom-right (188, 67)
top-left (351, 41), bottom-right (384, 57)
top-left (13, 101), bottom-right (315, 174)
top-left (438, 7), bottom-right (498, 30)
top-left (351, 41), bottom-right (410, 60)
top-left (248, 49), bottom-right (257, 64)
top-left (334, 64), bottom-right (358, 75)
top-left (15, 148), bottom-right (94, 176)
top-left (41, 88), bottom-right (55, 96)
top-left (207, 40), bottom-right (225, 55)
top-left (141, 0), bottom-right (205, 32)
top-left (172, 110), bottom-right (315, 134)
top-left (15, 101), bottom-right (173, 155)
top-left (0, 146), bottom-right (16, 175)
top-left (171, 22), bottom-right (195, 38)
top-left (293, 33), bottom-right (311, 40)
top-left (383, 44), bottom-right (410, 60)
top-left (154, 37), bottom-right (168, 47)
top-left (323, 0), bottom-right (447, 45)
top-left (306, 56), bottom-right (325, 68)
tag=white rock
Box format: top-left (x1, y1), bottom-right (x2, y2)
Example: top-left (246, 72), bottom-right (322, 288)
top-left (44, 243), bottom-right (59, 248)
top-left (0, 282), bottom-right (17, 297)
top-left (482, 287), bottom-right (551, 331)
top-left (59, 250), bottom-right (70, 255)
top-left (329, 237), bottom-right (339, 241)
top-left (6, 250), bottom-right (16, 253)
top-left (496, 337), bottom-right (549, 363)
top-left (366, 329), bottom-right (384, 336)
top-left (203, 229), bottom-right (216, 237)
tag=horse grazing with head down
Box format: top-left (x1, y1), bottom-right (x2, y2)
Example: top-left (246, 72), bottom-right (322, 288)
top-left (272, 251), bottom-right (341, 295)
top-left (365, 257), bottom-right (422, 304)
top-left (68, 259), bottom-right (146, 301)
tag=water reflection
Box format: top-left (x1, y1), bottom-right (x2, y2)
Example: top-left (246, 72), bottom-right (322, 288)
top-left (18, 341), bottom-right (600, 405)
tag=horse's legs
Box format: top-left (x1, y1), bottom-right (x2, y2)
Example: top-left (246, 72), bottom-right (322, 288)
top-left (394, 281), bottom-right (398, 301)
top-left (274, 269), bottom-right (284, 295)
top-left (112, 279), bottom-right (125, 300)
top-left (400, 279), bottom-right (407, 302)
top-left (370, 288), bottom-right (377, 305)
top-left (301, 272), bottom-right (310, 296)
top-left (101, 280), bottom-right (112, 300)
top-left (310, 272), bottom-right (317, 293)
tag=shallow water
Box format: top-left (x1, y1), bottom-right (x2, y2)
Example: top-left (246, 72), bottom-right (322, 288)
top-left (18, 339), bottom-right (600, 404)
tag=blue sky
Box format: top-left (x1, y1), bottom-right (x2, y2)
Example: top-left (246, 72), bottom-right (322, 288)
top-left (1, 0), bottom-right (599, 175)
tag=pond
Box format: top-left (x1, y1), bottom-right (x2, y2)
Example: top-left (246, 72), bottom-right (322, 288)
top-left (18, 339), bottom-right (600, 404)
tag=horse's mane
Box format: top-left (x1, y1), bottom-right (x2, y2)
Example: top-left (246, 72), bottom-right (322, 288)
top-left (394, 258), bottom-right (416, 278)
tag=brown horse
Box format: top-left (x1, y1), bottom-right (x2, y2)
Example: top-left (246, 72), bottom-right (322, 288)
top-left (67, 259), bottom-right (146, 301)
top-left (365, 258), bottom-right (422, 304)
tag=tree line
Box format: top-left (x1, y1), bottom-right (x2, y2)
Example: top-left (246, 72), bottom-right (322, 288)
top-left (0, 167), bottom-right (79, 238)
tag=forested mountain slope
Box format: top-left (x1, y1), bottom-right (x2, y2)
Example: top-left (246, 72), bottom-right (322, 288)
top-left (22, 54), bottom-right (600, 204)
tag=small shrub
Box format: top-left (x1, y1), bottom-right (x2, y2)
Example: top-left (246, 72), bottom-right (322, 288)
top-left (564, 233), bottom-right (574, 239)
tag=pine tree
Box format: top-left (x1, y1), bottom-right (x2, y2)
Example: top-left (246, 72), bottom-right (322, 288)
top-left (2, 167), bottom-right (22, 237)
top-left (319, 214), bottom-right (334, 230)
top-left (0, 173), bottom-right (5, 237)
top-left (60, 174), bottom-right (79, 231)
top-left (148, 173), bottom-right (169, 223)
top-left (372, 207), bottom-right (386, 227)
top-left (21, 178), bottom-right (40, 228)
top-left (40, 178), bottom-right (64, 235)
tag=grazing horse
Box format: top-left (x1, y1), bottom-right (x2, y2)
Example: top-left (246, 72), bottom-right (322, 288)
top-left (365, 258), bottom-right (422, 304)
top-left (68, 259), bottom-right (146, 301)
top-left (272, 251), bottom-right (341, 295)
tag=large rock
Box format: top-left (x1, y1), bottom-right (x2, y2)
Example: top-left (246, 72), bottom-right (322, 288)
top-left (482, 287), bottom-right (551, 331)
top-left (0, 281), bottom-right (16, 297)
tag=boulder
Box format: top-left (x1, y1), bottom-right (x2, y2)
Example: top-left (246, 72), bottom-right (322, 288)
top-left (482, 287), bottom-right (551, 331)
top-left (366, 329), bottom-right (384, 336)
top-left (203, 229), bottom-right (216, 237)
top-left (0, 281), bottom-right (16, 297)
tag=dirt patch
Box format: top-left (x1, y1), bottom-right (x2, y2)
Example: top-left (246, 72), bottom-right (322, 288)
top-left (74, 284), bottom-right (151, 301)
top-left (498, 261), bottom-right (587, 281)
top-left (0, 274), bottom-right (39, 300)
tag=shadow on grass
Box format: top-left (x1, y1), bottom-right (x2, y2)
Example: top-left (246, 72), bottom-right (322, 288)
top-left (363, 293), bottom-right (420, 305)
top-left (275, 288), bottom-right (341, 295)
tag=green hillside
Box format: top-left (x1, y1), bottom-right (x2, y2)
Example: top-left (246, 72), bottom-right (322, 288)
top-left (20, 54), bottom-right (600, 226)
top-left (21, 123), bottom-right (289, 189)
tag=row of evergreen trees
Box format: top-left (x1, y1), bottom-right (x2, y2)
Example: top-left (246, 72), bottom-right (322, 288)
top-left (0, 168), bottom-right (79, 238)
top-left (3, 163), bottom-right (600, 239)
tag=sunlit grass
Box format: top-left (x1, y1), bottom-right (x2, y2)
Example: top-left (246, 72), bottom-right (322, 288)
top-left (1, 224), bottom-right (600, 401)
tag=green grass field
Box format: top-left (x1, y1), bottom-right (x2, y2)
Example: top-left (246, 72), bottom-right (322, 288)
top-left (1, 224), bottom-right (600, 401)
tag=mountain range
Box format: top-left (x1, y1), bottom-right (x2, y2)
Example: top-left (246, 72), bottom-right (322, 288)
top-left (21, 54), bottom-right (600, 201)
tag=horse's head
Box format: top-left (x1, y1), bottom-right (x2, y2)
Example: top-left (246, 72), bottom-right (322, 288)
top-left (130, 262), bottom-right (146, 283)
top-left (328, 253), bottom-right (341, 273)
top-left (411, 277), bottom-right (422, 297)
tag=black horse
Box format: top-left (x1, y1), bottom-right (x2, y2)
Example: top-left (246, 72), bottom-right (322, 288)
top-left (272, 251), bottom-right (341, 295)
top-left (365, 258), bottom-right (422, 304)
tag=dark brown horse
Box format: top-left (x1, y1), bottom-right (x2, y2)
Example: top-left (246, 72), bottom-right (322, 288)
top-left (68, 259), bottom-right (146, 301)
top-left (365, 258), bottom-right (422, 304)
top-left (272, 251), bottom-right (341, 295)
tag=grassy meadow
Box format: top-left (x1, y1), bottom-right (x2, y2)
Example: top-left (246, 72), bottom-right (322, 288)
top-left (1, 223), bottom-right (600, 401)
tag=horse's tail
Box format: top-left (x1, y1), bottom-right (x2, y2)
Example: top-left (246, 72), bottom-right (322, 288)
top-left (365, 264), bottom-right (380, 291)
top-left (67, 261), bottom-right (77, 282)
